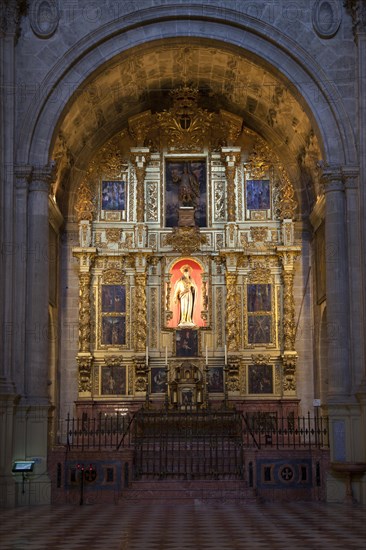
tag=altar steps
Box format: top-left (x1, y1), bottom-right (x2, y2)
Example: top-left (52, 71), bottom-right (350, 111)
top-left (120, 479), bottom-right (258, 504)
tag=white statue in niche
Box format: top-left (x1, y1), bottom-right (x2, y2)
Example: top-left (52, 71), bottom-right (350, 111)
top-left (173, 265), bottom-right (197, 327)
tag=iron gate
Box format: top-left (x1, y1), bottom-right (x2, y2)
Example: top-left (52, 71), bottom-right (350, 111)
top-left (132, 408), bottom-right (244, 480)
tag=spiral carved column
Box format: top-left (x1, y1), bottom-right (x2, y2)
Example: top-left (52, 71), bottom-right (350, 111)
top-left (131, 148), bottom-right (150, 223)
top-left (134, 272), bottom-right (147, 352)
top-left (73, 249), bottom-right (96, 395)
top-left (278, 248), bottom-right (300, 396)
top-left (226, 272), bottom-right (240, 351)
top-left (221, 148), bottom-right (241, 222)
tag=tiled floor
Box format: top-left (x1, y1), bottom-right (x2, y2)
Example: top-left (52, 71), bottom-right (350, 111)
top-left (0, 501), bottom-right (365, 549)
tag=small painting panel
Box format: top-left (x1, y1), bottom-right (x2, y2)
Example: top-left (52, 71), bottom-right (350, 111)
top-left (248, 364), bottom-right (273, 394)
top-left (101, 180), bottom-right (126, 211)
top-left (102, 285), bottom-right (126, 313)
top-left (248, 315), bottom-right (272, 344)
top-left (207, 367), bottom-right (224, 393)
top-left (246, 179), bottom-right (270, 210)
top-left (175, 329), bottom-right (198, 357)
top-left (165, 160), bottom-right (207, 227)
top-left (101, 366), bottom-right (126, 395)
top-left (151, 367), bottom-right (167, 394)
top-left (247, 284), bottom-right (271, 312)
top-left (102, 317), bottom-right (126, 345)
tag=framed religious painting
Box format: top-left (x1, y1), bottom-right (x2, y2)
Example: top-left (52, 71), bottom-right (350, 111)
top-left (247, 283), bottom-right (273, 345)
top-left (101, 365), bottom-right (127, 395)
top-left (102, 285), bottom-right (126, 313)
top-left (165, 159), bottom-right (207, 227)
top-left (207, 366), bottom-right (224, 393)
top-left (100, 283), bottom-right (127, 346)
top-left (150, 367), bottom-right (167, 394)
top-left (245, 177), bottom-right (271, 220)
top-left (248, 315), bottom-right (272, 344)
top-left (248, 364), bottom-right (273, 394)
top-left (247, 284), bottom-right (271, 312)
top-left (100, 179), bottom-right (127, 221)
top-left (175, 329), bottom-right (198, 357)
top-left (101, 317), bottom-right (126, 345)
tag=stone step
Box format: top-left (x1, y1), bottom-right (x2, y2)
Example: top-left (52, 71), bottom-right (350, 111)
top-left (120, 480), bottom-right (257, 503)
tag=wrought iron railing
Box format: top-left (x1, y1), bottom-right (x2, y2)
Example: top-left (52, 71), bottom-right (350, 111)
top-left (61, 409), bottom-right (329, 451)
top-left (242, 411), bottom-right (329, 449)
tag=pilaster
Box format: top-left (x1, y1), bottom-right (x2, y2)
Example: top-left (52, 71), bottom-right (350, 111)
top-left (25, 165), bottom-right (54, 401)
top-left (13, 166), bottom-right (32, 395)
top-left (321, 166), bottom-right (351, 400)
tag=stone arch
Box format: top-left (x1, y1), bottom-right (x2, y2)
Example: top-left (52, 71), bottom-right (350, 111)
top-left (17, 8), bottom-right (356, 175)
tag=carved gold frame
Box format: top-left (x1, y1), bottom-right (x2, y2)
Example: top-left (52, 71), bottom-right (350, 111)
top-left (244, 168), bottom-right (273, 222)
top-left (97, 268), bottom-right (130, 350)
top-left (244, 269), bottom-right (278, 349)
top-left (162, 256), bottom-right (211, 332)
top-left (162, 155), bottom-right (208, 229)
top-left (99, 172), bottom-right (128, 222)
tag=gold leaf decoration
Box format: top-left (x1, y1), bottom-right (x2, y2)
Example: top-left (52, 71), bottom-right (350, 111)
top-left (164, 226), bottom-right (208, 255)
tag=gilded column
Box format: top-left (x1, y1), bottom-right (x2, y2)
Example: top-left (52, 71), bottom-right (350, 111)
top-left (72, 249), bottom-right (96, 395)
top-left (321, 166), bottom-right (351, 398)
top-left (278, 248), bottom-right (300, 396)
top-left (131, 148), bottom-right (150, 223)
top-left (134, 272), bottom-right (147, 352)
top-left (221, 148), bottom-right (241, 222)
top-left (226, 271), bottom-right (240, 352)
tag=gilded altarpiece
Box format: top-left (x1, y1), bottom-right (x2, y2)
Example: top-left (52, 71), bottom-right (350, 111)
top-left (72, 86), bottom-right (301, 410)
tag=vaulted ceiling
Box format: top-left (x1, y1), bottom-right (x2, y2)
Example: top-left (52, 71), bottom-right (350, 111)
top-left (52, 39), bottom-right (322, 219)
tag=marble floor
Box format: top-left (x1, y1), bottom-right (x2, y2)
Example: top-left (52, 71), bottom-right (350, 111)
top-left (0, 500), bottom-right (365, 550)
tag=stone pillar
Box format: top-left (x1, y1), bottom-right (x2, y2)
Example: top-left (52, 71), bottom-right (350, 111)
top-left (13, 166), bottom-right (32, 395)
top-left (25, 166), bottom-right (53, 400)
top-left (321, 167), bottom-right (351, 399)
top-left (0, 12), bottom-right (17, 394)
top-left (0, 5), bottom-right (33, 506)
top-left (349, 2), bottom-right (366, 391)
top-left (343, 168), bottom-right (364, 390)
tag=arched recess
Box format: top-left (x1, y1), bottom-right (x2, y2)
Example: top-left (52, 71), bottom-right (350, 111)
top-left (15, 10), bottom-right (356, 418)
top-left (17, 9), bottom-right (356, 179)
